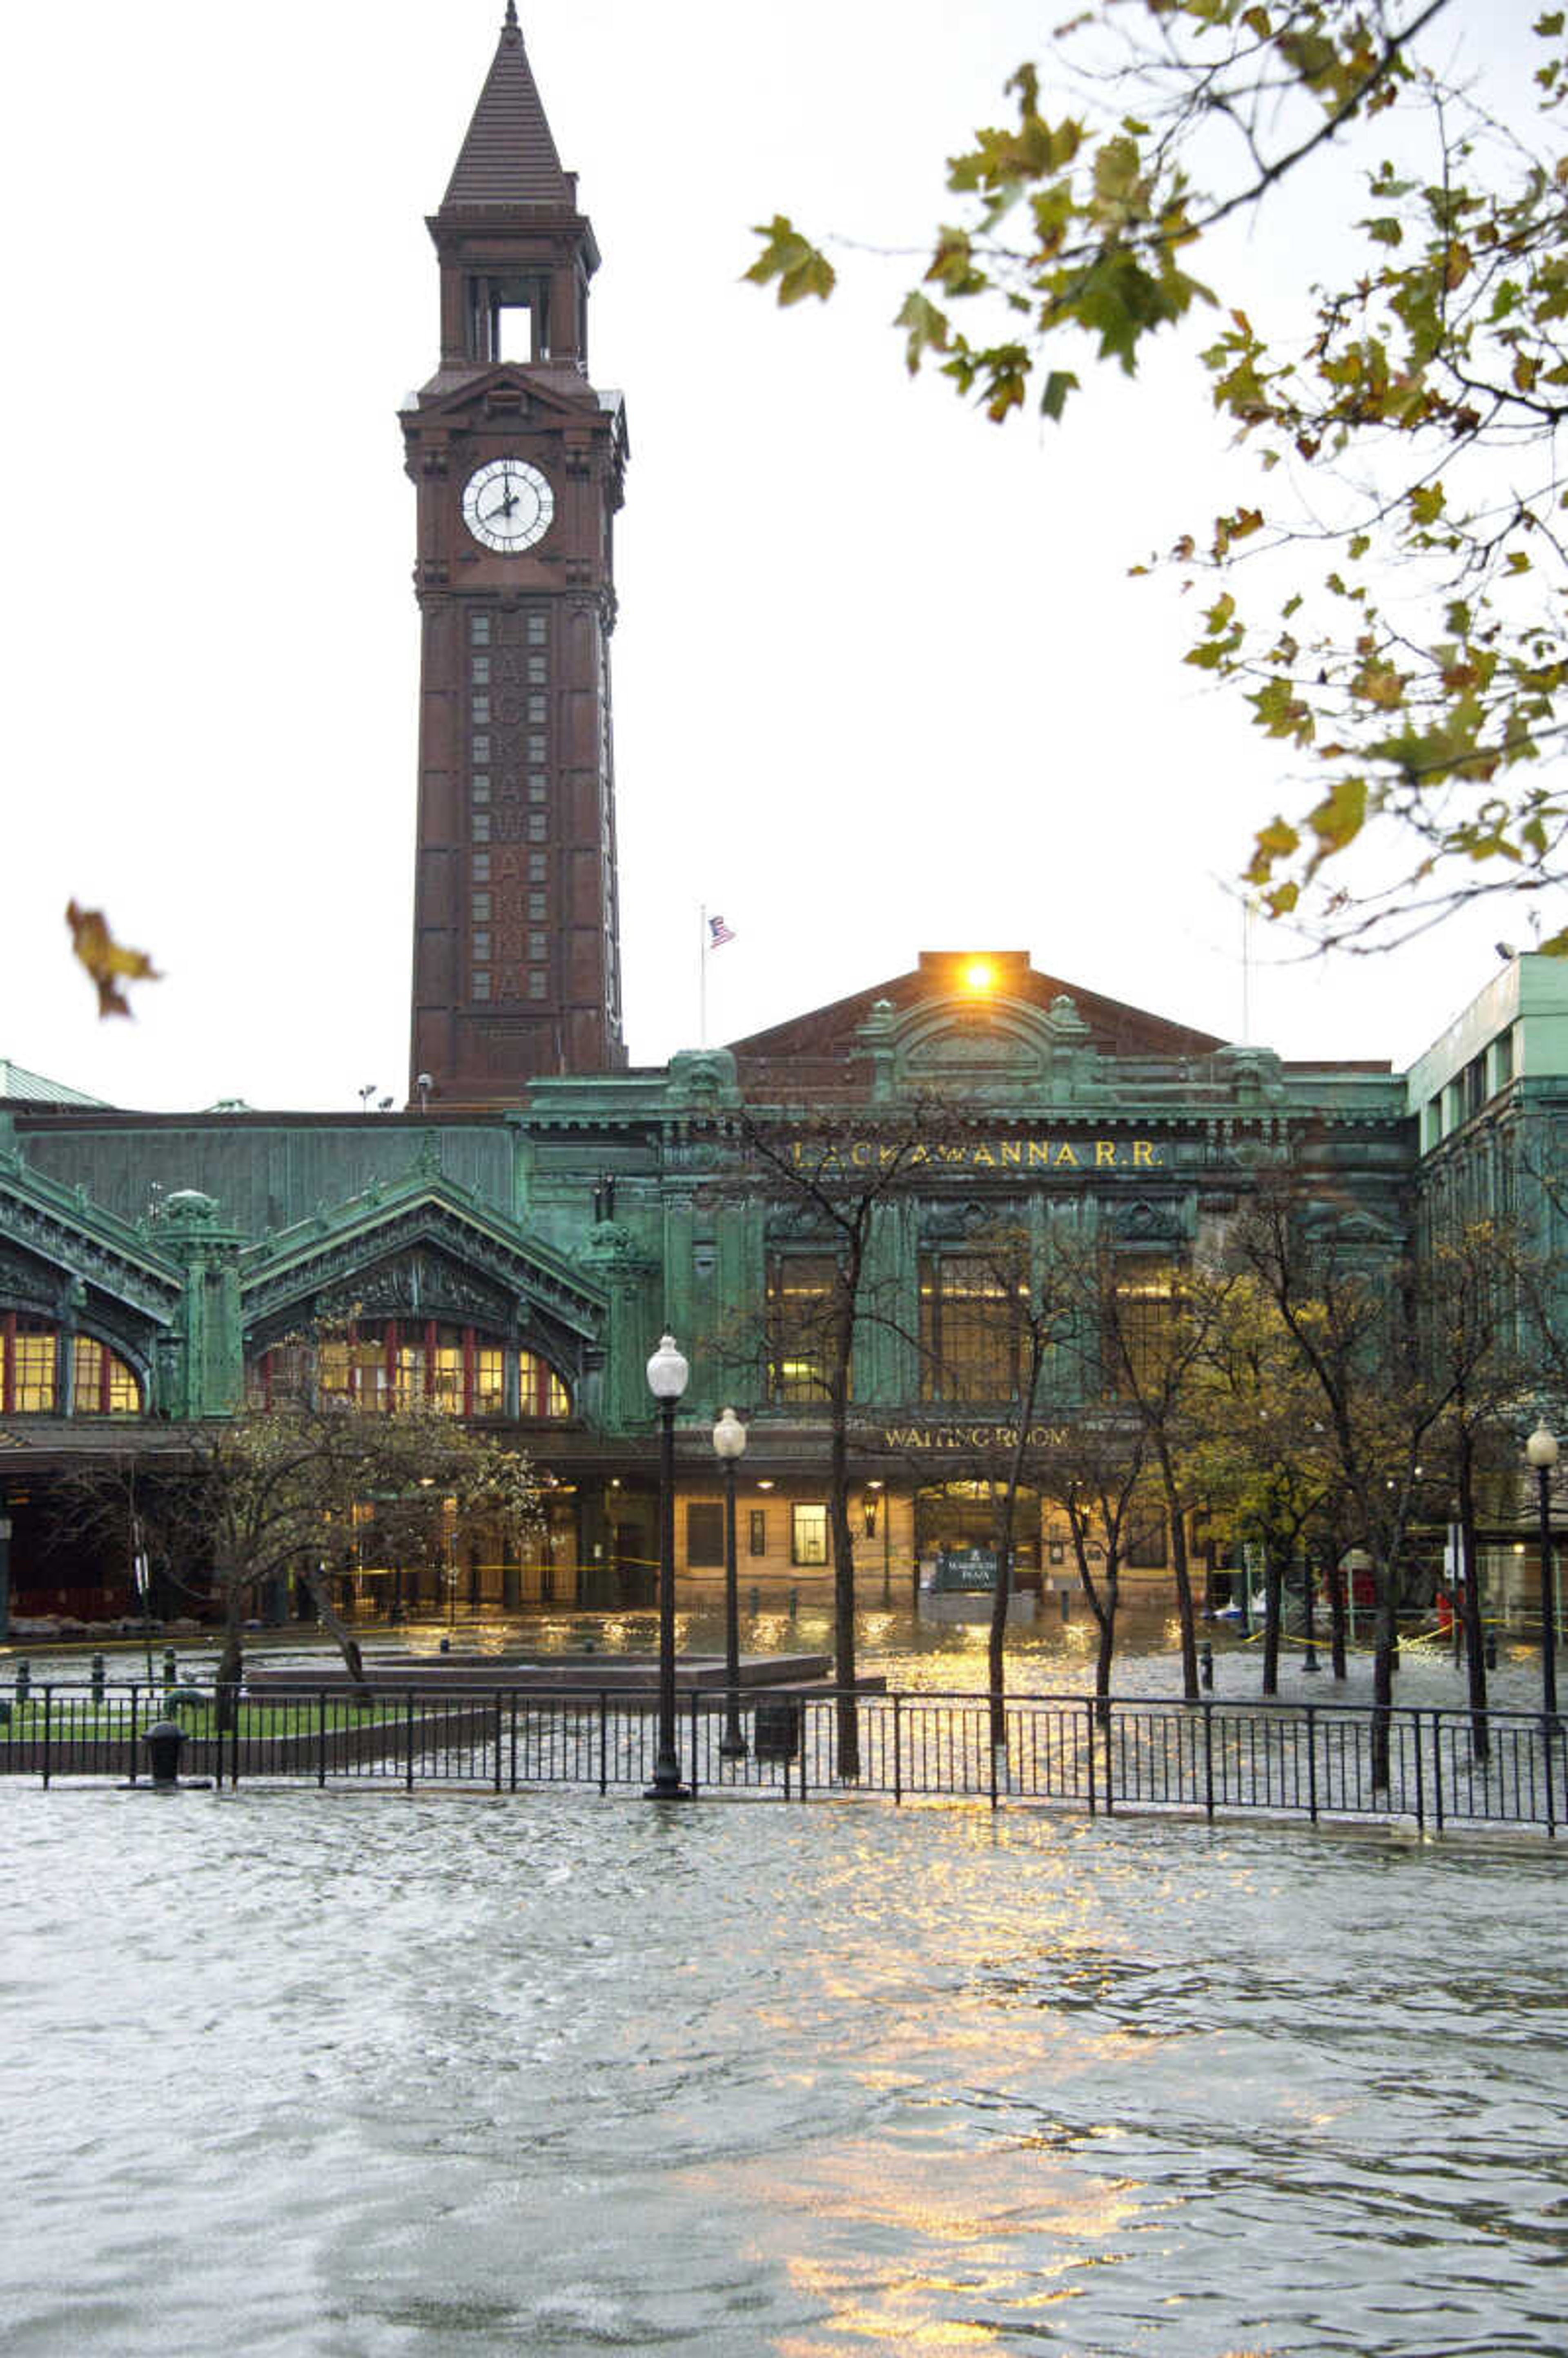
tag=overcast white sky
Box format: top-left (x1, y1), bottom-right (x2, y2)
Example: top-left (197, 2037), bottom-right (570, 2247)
top-left (0, 1), bottom-right (1540, 1112)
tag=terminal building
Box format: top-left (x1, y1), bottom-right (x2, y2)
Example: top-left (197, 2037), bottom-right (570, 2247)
top-left (3, 13), bottom-right (1566, 1629)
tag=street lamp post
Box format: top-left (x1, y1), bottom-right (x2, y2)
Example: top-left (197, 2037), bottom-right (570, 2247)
top-left (646, 1334), bottom-right (690, 1799)
top-left (713, 1407), bottom-right (748, 1758)
top-left (1526, 1422), bottom-right (1560, 1725)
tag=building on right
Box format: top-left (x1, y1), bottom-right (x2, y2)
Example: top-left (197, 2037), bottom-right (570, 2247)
top-left (1410, 949), bottom-right (1568, 1628)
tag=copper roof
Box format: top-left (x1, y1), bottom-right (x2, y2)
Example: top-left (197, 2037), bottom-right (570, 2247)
top-left (0, 1059), bottom-right (110, 1108)
top-left (441, 5), bottom-right (575, 209)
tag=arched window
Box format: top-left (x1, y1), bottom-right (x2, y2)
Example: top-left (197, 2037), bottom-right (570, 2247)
top-left (251, 1320), bottom-right (570, 1420)
top-left (518, 1350), bottom-right (570, 1419)
top-left (73, 1336), bottom-right (142, 1415)
top-left (0, 1315), bottom-right (141, 1415)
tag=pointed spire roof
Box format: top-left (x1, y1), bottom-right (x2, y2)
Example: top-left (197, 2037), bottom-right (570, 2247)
top-left (441, 7), bottom-right (576, 209)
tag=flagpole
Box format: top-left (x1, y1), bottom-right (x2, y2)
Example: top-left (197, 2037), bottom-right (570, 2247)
top-left (699, 903), bottom-right (708, 1048)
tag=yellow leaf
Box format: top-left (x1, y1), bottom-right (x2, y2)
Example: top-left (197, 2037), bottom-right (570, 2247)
top-left (65, 901), bottom-right (162, 1019)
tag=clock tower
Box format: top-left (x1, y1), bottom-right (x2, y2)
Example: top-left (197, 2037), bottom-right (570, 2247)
top-left (403, 4), bottom-right (629, 1104)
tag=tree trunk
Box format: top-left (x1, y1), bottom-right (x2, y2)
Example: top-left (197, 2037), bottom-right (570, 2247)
top-left (1370, 1566), bottom-right (1399, 1793)
top-left (1166, 1485), bottom-right (1200, 1704)
top-left (1326, 1551), bottom-right (1348, 1681)
top-left (1457, 1435), bottom-right (1490, 1763)
top-left (300, 1560), bottom-right (369, 1693)
top-left (1093, 1595), bottom-right (1117, 1729)
top-left (1261, 1533), bottom-right (1284, 1697)
top-left (829, 1404), bottom-right (860, 1779)
top-left (214, 1576), bottom-right (245, 1734)
top-left (986, 1480), bottom-right (1018, 1756)
top-left (989, 1413), bottom-right (1035, 1753)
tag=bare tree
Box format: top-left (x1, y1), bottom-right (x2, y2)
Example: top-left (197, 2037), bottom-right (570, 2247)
top-left (1236, 1184), bottom-right (1464, 1787)
top-left (1418, 1218), bottom-right (1533, 1761)
top-left (735, 1109), bottom-right (940, 1779)
top-left (1039, 1412), bottom-right (1150, 1726)
top-left (56, 1385), bottom-right (539, 1727)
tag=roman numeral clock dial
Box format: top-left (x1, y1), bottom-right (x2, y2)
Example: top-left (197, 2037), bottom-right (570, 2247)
top-left (461, 457), bottom-right (555, 553)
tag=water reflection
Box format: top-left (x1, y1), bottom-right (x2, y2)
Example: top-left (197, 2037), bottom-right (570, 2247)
top-left (6, 1786), bottom-right (1561, 2355)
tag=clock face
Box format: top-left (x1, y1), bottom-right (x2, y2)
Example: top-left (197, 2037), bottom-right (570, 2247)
top-left (461, 458), bottom-right (555, 553)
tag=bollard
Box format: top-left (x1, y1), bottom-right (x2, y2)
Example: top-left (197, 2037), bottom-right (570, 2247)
top-left (90, 1653), bottom-right (105, 1704)
top-left (788, 1587), bottom-right (798, 1618)
top-left (16, 1659), bottom-right (31, 1703)
top-left (750, 1587), bottom-right (760, 1615)
top-left (1485, 1629), bottom-right (1498, 1670)
top-left (143, 1718), bottom-right (186, 1790)
top-left (163, 1647), bottom-right (177, 1694)
top-left (1060, 1587), bottom-right (1070, 1623)
top-left (439, 1636), bottom-right (451, 1654)
top-left (1200, 1640), bottom-right (1214, 1690)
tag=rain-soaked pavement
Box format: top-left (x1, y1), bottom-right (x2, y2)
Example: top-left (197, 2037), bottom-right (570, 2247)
top-left (2, 1608), bottom-right (1564, 2356)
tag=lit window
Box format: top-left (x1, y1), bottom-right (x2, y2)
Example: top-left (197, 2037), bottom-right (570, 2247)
top-left (470, 612), bottom-right (492, 646)
top-left (71, 1336), bottom-right (140, 1415)
top-left (791, 1504), bottom-right (829, 1566)
top-left (472, 852), bottom-right (491, 882)
top-left (527, 654), bottom-right (547, 685)
top-left (393, 1337), bottom-right (425, 1411)
top-left (470, 694), bottom-right (490, 724)
top-left (527, 815), bottom-right (547, 841)
top-left (528, 854), bottom-right (547, 881)
top-left (528, 932), bottom-right (546, 960)
top-left (528, 893), bottom-right (546, 920)
top-left (430, 1334), bottom-right (463, 1413)
top-left (528, 695), bottom-right (547, 724)
top-left (472, 735), bottom-right (490, 764)
top-left (766, 1257), bottom-right (844, 1404)
top-left (518, 1351), bottom-right (570, 1417)
top-left (528, 776), bottom-right (548, 802)
top-left (10, 1321), bottom-right (56, 1412)
top-left (471, 655), bottom-right (491, 685)
top-left (526, 615), bottom-right (547, 646)
top-left (473, 1345), bottom-right (504, 1417)
top-left (471, 774), bottom-right (491, 803)
top-left (472, 930), bottom-right (491, 960)
top-left (1113, 1257), bottom-right (1176, 1395)
top-left (472, 813), bottom-right (491, 842)
top-left (351, 1339), bottom-right (388, 1410)
top-left (920, 1255), bottom-right (1023, 1404)
top-left (527, 735), bottom-right (546, 762)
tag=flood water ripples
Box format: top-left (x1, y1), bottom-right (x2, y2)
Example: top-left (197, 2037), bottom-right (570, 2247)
top-left (1, 1781), bottom-right (1564, 2356)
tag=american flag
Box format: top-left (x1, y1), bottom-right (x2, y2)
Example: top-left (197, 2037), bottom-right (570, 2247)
top-left (708, 914), bottom-right (736, 947)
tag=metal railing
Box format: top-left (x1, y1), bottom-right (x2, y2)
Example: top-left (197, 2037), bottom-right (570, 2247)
top-left (1, 1681), bottom-right (1563, 1835)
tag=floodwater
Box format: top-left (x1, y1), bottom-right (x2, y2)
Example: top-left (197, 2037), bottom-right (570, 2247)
top-left (3, 1771), bottom-right (1564, 2355)
top-left (14, 1591), bottom-right (1554, 1715)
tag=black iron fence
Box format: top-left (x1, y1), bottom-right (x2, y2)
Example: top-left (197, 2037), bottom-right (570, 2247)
top-left (1, 1680), bottom-right (1564, 1835)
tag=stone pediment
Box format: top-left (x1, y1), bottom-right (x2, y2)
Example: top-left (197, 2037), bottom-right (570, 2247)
top-left (1108, 1196), bottom-right (1186, 1246)
top-left (408, 363), bottom-right (614, 435)
top-left (0, 1153), bottom-right (181, 1331)
top-left (240, 1174), bottom-right (606, 1366)
top-left (858, 991), bottom-right (1100, 1108)
top-left (1301, 1202), bottom-right (1407, 1253)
